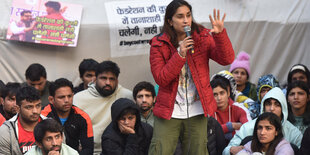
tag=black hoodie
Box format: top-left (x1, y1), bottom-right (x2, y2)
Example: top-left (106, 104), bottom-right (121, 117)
top-left (101, 98), bottom-right (153, 155)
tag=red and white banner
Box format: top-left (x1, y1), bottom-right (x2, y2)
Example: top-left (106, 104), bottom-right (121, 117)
top-left (7, 0), bottom-right (83, 47)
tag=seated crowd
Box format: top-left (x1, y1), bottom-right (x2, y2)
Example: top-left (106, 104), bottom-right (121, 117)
top-left (0, 56), bottom-right (309, 155)
top-left (1, 0), bottom-right (309, 154)
top-left (2, 0), bottom-right (310, 154)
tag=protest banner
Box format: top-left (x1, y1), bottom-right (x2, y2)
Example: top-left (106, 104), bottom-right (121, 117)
top-left (6, 0), bottom-right (83, 47)
top-left (105, 0), bottom-right (170, 57)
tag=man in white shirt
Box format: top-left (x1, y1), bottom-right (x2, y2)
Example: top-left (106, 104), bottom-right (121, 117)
top-left (74, 60), bottom-right (132, 154)
top-left (10, 10), bottom-right (36, 42)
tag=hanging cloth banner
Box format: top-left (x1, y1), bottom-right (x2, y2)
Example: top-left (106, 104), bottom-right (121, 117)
top-left (105, 0), bottom-right (170, 57)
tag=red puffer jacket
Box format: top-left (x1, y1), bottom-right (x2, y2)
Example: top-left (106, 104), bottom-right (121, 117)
top-left (150, 28), bottom-right (235, 120)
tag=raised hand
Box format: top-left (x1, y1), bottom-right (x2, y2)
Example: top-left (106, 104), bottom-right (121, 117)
top-left (209, 9), bottom-right (226, 33)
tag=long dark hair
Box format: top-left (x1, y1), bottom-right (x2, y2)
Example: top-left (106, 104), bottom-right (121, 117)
top-left (251, 112), bottom-right (283, 155)
top-left (286, 81), bottom-right (310, 125)
top-left (161, 0), bottom-right (203, 48)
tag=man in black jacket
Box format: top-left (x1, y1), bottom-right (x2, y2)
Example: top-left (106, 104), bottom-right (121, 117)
top-left (0, 82), bottom-right (20, 120)
top-left (41, 78), bottom-right (94, 154)
top-left (101, 98), bottom-right (153, 155)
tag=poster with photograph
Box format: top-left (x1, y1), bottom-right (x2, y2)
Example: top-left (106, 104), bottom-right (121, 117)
top-left (6, 0), bottom-right (83, 47)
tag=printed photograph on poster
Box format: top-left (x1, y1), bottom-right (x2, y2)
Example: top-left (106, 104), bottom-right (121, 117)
top-left (6, 0), bottom-right (83, 47)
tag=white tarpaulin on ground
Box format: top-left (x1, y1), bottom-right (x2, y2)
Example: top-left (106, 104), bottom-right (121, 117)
top-left (0, 0), bottom-right (309, 90)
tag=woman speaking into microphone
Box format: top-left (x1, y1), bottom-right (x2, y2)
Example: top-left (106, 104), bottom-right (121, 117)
top-left (149, 0), bottom-right (235, 154)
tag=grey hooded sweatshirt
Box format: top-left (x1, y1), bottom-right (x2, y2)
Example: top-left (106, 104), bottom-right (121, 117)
top-left (0, 114), bottom-right (47, 155)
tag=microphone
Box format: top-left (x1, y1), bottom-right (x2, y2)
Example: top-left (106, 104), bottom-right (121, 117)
top-left (184, 26), bottom-right (194, 54)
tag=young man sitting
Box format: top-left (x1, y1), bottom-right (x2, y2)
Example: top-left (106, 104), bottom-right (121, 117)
top-left (101, 98), bottom-right (153, 155)
top-left (41, 78), bottom-right (94, 154)
top-left (0, 86), bottom-right (46, 154)
top-left (25, 119), bottom-right (78, 155)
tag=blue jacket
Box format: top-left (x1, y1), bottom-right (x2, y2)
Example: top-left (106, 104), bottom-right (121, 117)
top-left (223, 87), bottom-right (303, 155)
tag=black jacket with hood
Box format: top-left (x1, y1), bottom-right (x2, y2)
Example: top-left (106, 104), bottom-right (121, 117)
top-left (101, 98), bottom-right (153, 155)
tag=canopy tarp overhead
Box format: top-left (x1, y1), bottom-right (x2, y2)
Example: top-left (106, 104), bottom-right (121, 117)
top-left (0, 0), bottom-right (309, 89)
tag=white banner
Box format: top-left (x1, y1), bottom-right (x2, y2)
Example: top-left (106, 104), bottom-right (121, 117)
top-left (105, 0), bottom-right (171, 57)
